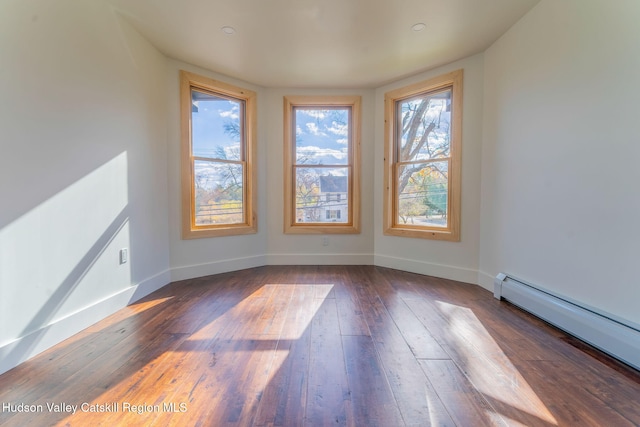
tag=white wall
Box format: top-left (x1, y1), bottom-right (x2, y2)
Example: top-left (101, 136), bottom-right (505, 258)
top-left (373, 54), bottom-right (485, 284)
top-left (480, 0), bottom-right (640, 325)
top-left (7, 0), bottom-right (639, 375)
top-left (0, 0), bottom-right (170, 373)
top-left (166, 59), bottom-right (269, 280)
top-left (265, 88), bottom-right (375, 265)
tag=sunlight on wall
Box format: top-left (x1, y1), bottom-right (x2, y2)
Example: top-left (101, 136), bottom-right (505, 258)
top-left (0, 152), bottom-right (131, 344)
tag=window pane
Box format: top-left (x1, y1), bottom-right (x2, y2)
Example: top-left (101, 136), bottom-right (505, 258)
top-left (294, 108), bottom-right (349, 165)
top-left (294, 167), bottom-right (349, 223)
top-left (191, 89), bottom-right (242, 161)
top-left (397, 161), bottom-right (448, 227)
top-left (398, 89), bottom-right (451, 162)
top-left (194, 160), bottom-right (244, 225)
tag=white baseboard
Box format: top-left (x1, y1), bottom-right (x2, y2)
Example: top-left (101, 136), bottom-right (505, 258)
top-left (476, 270), bottom-right (495, 292)
top-left (495, 273), bottom-right (640, 371)
top-left (374, 254), bottom-right (479, 284)
top-left (129, 269), bottom-right (172, 303)
top-left (170, 254), bottom-right (267, 281)
top-left (0, 269), bottom-right (170, 376)
top-left (267, 253), bottom-right (374, 265)
top-left (1, 254), bottom-right (488, 376)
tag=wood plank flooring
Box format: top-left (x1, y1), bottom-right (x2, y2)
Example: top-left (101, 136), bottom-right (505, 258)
top-left (1, 265), bottom-right (639, 426)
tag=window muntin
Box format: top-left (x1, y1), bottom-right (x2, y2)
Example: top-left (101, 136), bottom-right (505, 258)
top-left (284, 96), bottom-right (361, 234)
top-left (384, 70), bottom-right (462, 241)
top-left (180, 71), bottom-right (257, 238)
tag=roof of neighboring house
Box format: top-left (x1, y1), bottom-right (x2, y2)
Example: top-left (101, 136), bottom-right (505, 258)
top-left (320, 175), bottom-right (347, 193)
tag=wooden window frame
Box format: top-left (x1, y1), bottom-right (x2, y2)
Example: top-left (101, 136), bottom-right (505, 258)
top-left (283, 95), bottom-right (361, 234)
top-left (180, 70), bottom-right (257, 239)
top-left (383, 70), bottom-right (462, 241)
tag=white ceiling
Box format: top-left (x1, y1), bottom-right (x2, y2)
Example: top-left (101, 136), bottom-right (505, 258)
top-left (108, 0), bottom-right (540, 88)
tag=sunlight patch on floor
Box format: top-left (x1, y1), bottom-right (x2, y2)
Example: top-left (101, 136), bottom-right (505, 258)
top-left (257, 284), bottom-right (334, 394)
top-left (435, 300), bottom-right (558, 426)
top-left (62, 283), bottom-right (335, 425)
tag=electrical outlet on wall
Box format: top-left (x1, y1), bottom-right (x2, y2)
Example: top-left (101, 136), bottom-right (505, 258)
top-left (119, 248), bottom-right (128, 265)
top-left (322, 237), bottom-right (329, 246)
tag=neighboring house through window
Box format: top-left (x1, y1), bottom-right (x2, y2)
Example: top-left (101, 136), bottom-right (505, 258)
top-left (283, 95), bottom-right (361, 234)
top-left (320, 175), bottom-right (347, 222)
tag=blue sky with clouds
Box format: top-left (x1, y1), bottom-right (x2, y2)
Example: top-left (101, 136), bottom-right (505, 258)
top-left (294, 108), bottom-right (349, 165)
top-left (191, 94), bottom-right (241, 160)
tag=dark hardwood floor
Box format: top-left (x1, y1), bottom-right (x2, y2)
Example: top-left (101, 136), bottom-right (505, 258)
top-left (1, 265), bottom-right (639, 426)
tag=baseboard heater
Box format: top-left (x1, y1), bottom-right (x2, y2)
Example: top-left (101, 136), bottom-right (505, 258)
top-left (494, 273), bottom-right (640, 371)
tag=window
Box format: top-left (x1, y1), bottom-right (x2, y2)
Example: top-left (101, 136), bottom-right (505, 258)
top-left (383, 70), bottom-right (462, 241)
top-left (283, 96), bottom-right (361, 234)
top-left (326, 210), bottom-right (342, 221)
top-left (180, 71), bottom-right (257, 238)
